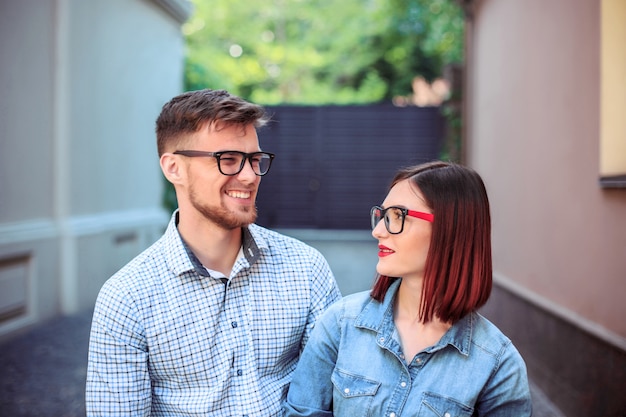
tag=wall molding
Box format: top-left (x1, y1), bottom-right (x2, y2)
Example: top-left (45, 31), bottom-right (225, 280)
top-left (493, 272), bottom-right (626, 352)
top-left (151, 0), bottom-right (193, 24)
top-left (0, 208), bottom-right (169, 246)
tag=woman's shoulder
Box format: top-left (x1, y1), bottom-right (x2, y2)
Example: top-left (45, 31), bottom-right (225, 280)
top-left (470, 312), bottom-right (520, 358)
top-left (323, 289), bottom-right (374, 319)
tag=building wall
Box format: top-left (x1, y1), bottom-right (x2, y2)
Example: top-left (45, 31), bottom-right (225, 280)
top-left (0, 0), bottom-right (191, 337)
top-left (465, 0), bottom-right (626, 415)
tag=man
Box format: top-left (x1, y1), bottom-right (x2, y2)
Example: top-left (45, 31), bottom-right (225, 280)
top-left (86, 89), bottom-right (341, 416)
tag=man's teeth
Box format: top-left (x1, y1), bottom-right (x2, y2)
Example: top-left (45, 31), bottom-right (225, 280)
top-left (228, 191), bottom-right (250, 199)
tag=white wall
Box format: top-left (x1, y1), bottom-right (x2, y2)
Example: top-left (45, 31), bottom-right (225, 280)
top-left (0, 0), bottom-right (191, 337)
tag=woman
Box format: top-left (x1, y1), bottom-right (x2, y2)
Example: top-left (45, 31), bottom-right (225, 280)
top-left (283, 161), bottom-right (532, 416)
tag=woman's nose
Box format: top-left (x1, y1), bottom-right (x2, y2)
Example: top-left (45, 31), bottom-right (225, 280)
top-left (371, 218), bottom-right (387, 239)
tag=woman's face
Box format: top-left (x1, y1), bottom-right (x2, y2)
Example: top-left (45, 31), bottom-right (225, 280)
top-left (372, 179), bottom-right (433, 281)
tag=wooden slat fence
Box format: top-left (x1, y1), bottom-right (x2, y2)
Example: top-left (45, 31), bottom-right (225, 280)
top-left (256, 104), bottom-right (444, 229)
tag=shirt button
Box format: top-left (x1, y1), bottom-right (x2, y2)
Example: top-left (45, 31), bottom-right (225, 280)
top-left (231, 321), bottom-right (238, 328)
top-left (237, 369), bottom-right (243, 376)
top-left (344, 388), bottom-right (350, 394)
top-left (390, 413), bottom-right (396, 417)
top-left (400, 381), bottom-right (407, 387)
top-left (379, 337), bottom-right (385, 343)
top-left (416, 358), bottom-right (422, 364)
top-left (444, 413), bottom-right (451, 417)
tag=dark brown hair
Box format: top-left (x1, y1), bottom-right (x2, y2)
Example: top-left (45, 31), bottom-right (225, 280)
top-left (155, 89), bottom-right (269, 156)
top-left (370, 161), bottom-right (492, 323)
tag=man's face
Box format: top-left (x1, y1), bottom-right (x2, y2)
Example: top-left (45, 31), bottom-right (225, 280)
top-left (182, 123), bottom-right (263, 230)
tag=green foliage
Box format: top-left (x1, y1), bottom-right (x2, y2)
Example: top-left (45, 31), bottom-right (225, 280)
top-left (183, 0), bottom-right (463, 104)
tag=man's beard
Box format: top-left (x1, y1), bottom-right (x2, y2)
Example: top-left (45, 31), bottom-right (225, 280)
top-left (189, 187), bottom-right (257, 230)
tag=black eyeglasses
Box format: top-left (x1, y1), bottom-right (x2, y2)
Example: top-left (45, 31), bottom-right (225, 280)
top-left (370, 205), bottom-right (434, 234)
top-left (173, 150), bottom-right (275, 176)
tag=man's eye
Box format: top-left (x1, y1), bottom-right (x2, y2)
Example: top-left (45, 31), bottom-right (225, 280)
top-left (220, 154), bottom-right (241, 164)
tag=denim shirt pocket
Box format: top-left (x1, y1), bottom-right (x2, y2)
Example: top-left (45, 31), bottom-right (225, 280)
top-left (418, 392), bottom-right (474, 417)
top-left (331, 369), bottom-right (381, 415)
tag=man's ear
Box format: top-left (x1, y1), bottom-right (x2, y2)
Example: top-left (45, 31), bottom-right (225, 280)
top-left (160, 153), bottom-right (185, 185)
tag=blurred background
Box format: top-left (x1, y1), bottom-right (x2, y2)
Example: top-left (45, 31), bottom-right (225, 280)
top-left (1, 0), bottom-right (625, 416)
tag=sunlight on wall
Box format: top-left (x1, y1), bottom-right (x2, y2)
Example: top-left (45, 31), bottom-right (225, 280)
top-left (600, 0), bottom-right (626, 177)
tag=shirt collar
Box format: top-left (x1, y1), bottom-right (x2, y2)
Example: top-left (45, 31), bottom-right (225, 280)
top-left (162, 210), bottom-right (265, 279)
top-left (355, 279), bottom-right (473, 356)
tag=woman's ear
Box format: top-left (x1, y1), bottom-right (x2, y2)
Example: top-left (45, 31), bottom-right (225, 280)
top-left (160, 153), bottom-right (185, 185)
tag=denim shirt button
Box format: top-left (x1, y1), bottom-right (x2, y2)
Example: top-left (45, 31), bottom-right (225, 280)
top-left (379, 337), bottom-right (385, 344)
top-left (344, 388), bottom-right (350, 394)
top-left (400, 381), bottom-right (407, 388)
top-left (390, 413), bottom-right (396, 417)
top-left (444, 413), bottom-right (451, 417)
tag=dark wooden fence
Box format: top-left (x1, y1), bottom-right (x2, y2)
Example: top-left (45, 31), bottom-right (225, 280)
top-left (255, 104), bottom-right (444, 230)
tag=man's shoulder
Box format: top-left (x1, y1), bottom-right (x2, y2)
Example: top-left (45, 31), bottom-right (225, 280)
top-left (101, 235), bottom-right (169, 293)
top-left (248, 224), bottom-right (321, 254)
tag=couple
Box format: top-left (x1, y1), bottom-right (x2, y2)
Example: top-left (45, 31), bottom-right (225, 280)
top-left (86, 89), bottom-right (532, 416)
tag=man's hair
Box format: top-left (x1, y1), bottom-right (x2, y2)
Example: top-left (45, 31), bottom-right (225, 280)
top-left (370, 161), bottom-right (492, 324)
top-left (155, 89), bottom-right (269, 156)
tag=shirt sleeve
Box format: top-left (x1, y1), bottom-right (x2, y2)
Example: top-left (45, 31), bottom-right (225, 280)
top-left (300, 250), bottom-right (342, 351)
top-left (284, 301), bottom-right (342, 417)
top-left (86, 279), bottom-right (151, 416)
top-left (476, 340), bottom-right (533, 416)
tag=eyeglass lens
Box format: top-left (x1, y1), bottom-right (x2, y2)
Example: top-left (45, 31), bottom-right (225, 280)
top-left (371, 206), bottom-right (405, 234)
top-left (218, 152), bottom-right (273, 176)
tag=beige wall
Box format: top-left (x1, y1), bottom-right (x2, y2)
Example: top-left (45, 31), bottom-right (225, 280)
top-left (466, 0), bottom-right (626, 343)
top-left (0, 0), bottom-right (191, 337)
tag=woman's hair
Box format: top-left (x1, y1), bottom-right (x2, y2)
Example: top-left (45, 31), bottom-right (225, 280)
top-left (370, 161), bottom-right (492, 324)
top-left (155, 89), bottom-right (269, 156)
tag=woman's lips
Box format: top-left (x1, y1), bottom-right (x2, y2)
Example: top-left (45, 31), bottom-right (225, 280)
top-left (377, 245), bottom-right (394, 257)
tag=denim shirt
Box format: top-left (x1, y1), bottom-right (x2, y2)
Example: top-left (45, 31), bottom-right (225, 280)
top-left (284, 280), bottom-right (532, 417)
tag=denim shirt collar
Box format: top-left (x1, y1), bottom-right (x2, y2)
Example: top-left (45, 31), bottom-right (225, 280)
top-left (354, 279), bottom-right (473, 357)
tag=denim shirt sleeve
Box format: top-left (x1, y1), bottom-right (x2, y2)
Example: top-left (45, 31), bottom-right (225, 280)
top-left (475, 339), bottom-right (532, 415)
top-left (283, 300), bottom-right (342, 416)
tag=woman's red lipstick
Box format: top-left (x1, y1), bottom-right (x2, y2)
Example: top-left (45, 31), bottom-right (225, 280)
top-left (377, 245), bottom-right (394, 257)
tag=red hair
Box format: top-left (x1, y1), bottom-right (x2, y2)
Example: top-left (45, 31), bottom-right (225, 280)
top-left (370, 161), bottom-right (492, 324)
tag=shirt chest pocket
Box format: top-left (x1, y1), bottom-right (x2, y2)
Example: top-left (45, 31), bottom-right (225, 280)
top-left (418, 392), bottom-right (474, 417)
top-left (331, 369), bottom-right (381, 416)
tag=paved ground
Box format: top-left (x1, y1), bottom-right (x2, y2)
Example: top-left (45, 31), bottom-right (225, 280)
top-left (0, 309), bottom-right (565, 417)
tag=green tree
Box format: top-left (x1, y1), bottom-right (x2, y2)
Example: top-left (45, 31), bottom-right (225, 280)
top-left (183, 0), bottom-right (463, 104)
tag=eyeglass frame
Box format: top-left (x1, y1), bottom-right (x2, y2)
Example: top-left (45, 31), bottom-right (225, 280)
top-left (370, 205), bottom-right (434, 234)
top-left (173, 150), bottom-right (276, 176)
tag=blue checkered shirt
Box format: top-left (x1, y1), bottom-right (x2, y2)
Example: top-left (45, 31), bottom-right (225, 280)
top-left (86, 212), bottom-right (341, 416)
